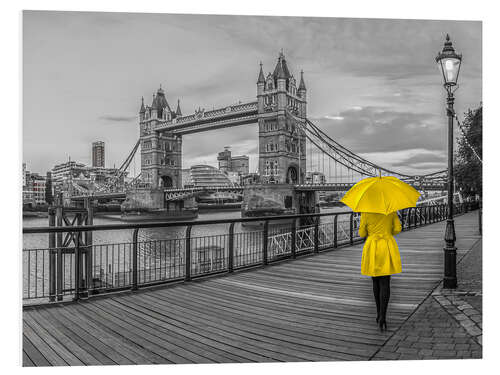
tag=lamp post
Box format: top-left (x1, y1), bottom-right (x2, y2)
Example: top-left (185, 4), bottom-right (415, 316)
top-left (436, 34), bottom-right (462, 289)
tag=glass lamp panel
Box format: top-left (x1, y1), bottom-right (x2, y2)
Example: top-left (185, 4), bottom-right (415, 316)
top-left (443, 57), bottom-right (461, 85)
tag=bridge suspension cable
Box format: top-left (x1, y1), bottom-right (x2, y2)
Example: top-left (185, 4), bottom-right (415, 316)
top-left (304, 118), bottom-right (448, 184)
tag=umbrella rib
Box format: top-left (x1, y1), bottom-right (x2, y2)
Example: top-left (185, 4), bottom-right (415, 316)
top-left (353, 178), bottom-right (377, 211)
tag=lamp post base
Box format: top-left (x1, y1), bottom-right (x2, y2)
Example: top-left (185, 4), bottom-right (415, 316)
top-left (443, 218), bottom-right (457, 289)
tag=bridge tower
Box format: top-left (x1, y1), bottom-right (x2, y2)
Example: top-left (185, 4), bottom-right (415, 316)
top-left (257, 52), bottom-right (307, 185)
top-left (139, 87), bottom-right (183, 189)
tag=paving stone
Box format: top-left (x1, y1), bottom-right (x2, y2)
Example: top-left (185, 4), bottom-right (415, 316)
top-left (470, 314), bottom-right (481, 323)
top-left (399, 354), bottom-right (419, 360)
top-left (369, 235), bottom-right (482, 362)
top-left (396, 347), bottom-right (419, 355)
top-left (459, 320), bottom-right (475, 328)
top-left (418, 349), bottom-right (434, 356)
top-left (463, 308), bottom-right (477, 316)
top-left (471, 350), bottom-right (482, 359)
top-left (433, 349), bottom-right (458, 358)
top-left (464, 326), bottom-right (482, 336)
top-left (454, 343), bottom-right (470, 350)
top-left (375, 351), bottom-right (401, 360)
top-left (411, 342), bottom-right (431, 349)
top-left (419, 337), bottom-right (433, 343)
top-left (396, 341), bottom-right (415, 349)
top-left (453, 313), bottom-right (468, 321)
top-left (432, 336), bottom-right (455, 343)
top-left (433, 343), bottom-right (455, 350)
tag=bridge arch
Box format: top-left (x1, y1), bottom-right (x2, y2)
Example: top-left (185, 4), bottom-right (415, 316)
top-left (160, 175), bottom-right (173, 188)
top-left (286, 164), bottom-right (299, 184)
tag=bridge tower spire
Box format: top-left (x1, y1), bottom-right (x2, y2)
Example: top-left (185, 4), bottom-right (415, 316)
top-left (139, 87), bottom-right (182, 189)
top-left (257, 52), bottom-right (307, 185)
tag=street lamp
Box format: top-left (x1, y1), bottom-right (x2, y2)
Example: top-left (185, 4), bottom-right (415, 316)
top-left (436, 34), bottom-right (462, 289)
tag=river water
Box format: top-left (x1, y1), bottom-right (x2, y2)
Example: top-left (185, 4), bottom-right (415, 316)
top-left (22, 206), bottom-right (354, 301)
top-left (23, 206), bottom-right (352, 250)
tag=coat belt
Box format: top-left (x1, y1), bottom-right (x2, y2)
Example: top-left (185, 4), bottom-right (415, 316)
top-left (369, 233), bottom-right (391, 240)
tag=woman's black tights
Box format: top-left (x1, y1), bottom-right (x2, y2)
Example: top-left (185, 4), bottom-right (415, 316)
top-left (372, 275), bottom-right (391, 322)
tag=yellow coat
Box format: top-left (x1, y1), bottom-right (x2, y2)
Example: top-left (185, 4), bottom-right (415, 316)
top-left (359, 212), bottom-right (402, 277)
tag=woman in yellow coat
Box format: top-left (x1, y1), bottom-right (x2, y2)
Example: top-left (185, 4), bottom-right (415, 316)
top-left (358, 211), bottom-right (402, 331)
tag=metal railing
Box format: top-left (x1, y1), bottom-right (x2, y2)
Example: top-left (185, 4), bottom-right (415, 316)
top-left (22, 201), bottom-right (479, 305)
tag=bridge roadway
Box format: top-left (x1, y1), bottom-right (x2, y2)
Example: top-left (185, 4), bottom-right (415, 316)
top-left (22, 211), bottom-right (480, 365)
top-left (70, 182), bottom-right (446, 201)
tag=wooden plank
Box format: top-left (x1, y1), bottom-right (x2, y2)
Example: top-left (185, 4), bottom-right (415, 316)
top-left (23, 350), bottom-right (35, 367)
top-left (72, 302), bottom-right (205, 364)
top-left (135, 289), bottom-right (374, 360)
top-left (23, 321), bottom-right (67, 366)
top-left (24, 309), bottom-right (100, 366)
top-left (119, 293), bottom-right (362, 361)
top-left (38, 307), bottom-right (122, 365)
top-left (24, 312), bottom-right (84, 366)
top-left (89, 297), bottom-right (301, 362)
top-left (100, 297), bottom-right (250, 363)
top-left (55, 305), bottom-right (159, 365)
top-left (22, 335), bottom-right (49, 367)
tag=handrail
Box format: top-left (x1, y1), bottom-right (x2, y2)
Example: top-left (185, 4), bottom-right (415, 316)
top-left (23, 210), bottom-right (356, 234)
top-left (22, 202), bottom-right (472, 234)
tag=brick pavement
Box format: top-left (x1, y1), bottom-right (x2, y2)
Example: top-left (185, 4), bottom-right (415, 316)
top-left (371, 237), bottom-right (482, 361)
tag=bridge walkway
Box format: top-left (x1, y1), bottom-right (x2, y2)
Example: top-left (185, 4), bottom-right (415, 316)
top-left (23, 211), bottom-right (481, 366)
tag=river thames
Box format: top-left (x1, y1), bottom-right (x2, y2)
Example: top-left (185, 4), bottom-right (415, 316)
top-left (23, 206), bottom-right (351, 250)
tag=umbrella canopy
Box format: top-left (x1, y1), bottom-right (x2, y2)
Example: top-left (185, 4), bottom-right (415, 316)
top-left (340, 176), bottom-right (420, 215)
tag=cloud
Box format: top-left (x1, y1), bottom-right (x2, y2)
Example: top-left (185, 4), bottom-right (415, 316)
top-left (391, 153), bottom-right (446, 167)
top-left (99, 115), bottom-right (136, 122)
top-left (312, 106), bottom-right (446, 155)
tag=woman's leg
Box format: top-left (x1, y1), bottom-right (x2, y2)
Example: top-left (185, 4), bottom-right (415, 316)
top-left (372, 276), bottom-right (381, 321)
top-left (379, 275), bottom-right (391, 323)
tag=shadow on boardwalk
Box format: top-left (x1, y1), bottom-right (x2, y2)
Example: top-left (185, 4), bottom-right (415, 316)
top-left (23, 211), bottom-right (482, 366)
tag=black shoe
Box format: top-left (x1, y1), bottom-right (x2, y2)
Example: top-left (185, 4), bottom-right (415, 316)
top-left (379, 319), bottom-right (387, 332)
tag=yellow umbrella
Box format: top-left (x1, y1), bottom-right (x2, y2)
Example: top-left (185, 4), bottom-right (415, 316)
top-left (340, 175), bottom-right (420, 215)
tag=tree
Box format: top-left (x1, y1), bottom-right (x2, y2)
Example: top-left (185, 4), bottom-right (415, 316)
top-left (45, 172), bottom-right (54, 205)
top-left (454, 105), bottom-right (482, 198)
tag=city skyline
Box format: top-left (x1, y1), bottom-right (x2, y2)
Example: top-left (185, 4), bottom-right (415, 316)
top-left (23, 11), bottom-right (481, 176)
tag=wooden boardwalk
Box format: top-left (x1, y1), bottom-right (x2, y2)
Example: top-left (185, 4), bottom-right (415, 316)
top-left (23, 211), bottom-right (481, 366)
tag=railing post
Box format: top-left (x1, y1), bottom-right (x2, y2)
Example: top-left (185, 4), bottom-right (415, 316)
top-left (48, 208), bottom-right (56, 302)
top-left (132, 228), bottom-right (139, 290)
top-left (73, 231), bottom-right (81, 302)
top-left (56, 204), bottom-right (63, 301)
top-left (334, 215), bottom-right (338, 248)
top-left (84, 198), bottom-right (93, 295)
top-left (413, 207), bottom-right (417, 228)
top-left (228, 223), bottom-right (235, 273)
top-left (349, 212), bottom-right (354, 245)
top-left (314, 217), bottom-right (319, 253)
top-left (185, 225), bottom-right (192, 281)
top-left (479, 202), bottom-right (482, 235)
top-left (291, 219), bottom-right (297, 259)
top-left (262, 220), bottom-right (269, 265)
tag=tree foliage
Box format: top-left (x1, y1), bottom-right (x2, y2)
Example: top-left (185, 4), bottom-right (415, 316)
top-left (454, 104), bottom-right (482, 198)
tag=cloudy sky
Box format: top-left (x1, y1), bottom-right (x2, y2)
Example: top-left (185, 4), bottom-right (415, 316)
top-left (23, 11), bottom-right (481, 177)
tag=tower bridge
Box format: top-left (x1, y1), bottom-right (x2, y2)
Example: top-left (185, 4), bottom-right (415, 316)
top-left (70, 52), bottom-right (448, 216)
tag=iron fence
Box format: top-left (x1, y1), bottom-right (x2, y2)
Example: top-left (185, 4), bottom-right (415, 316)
top-left (22, 201), bottom-right (479, 305)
